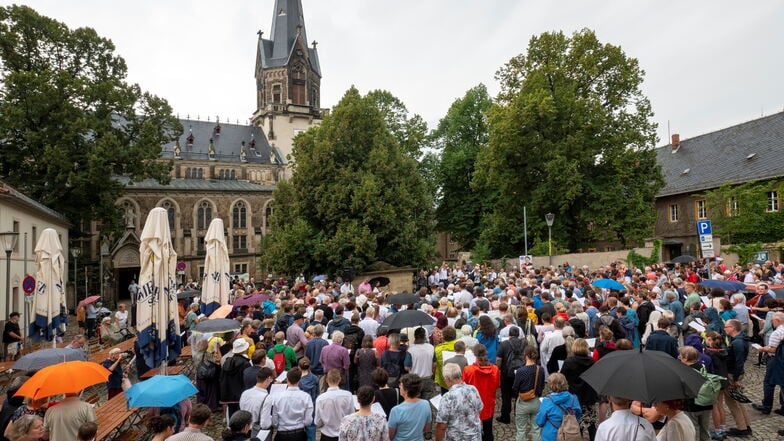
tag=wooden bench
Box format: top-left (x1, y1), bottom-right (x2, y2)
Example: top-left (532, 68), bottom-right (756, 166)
top-left (139, 363), bottom-right (185, 379)
top-left (95, 391), bottom-right (141, 441)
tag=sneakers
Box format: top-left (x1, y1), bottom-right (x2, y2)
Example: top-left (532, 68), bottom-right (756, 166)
top-left (751, 403), bottom-right (771, 414)
top-left (727, 427), bottom-right (752, 437)
top-left (709, 429), bottom-right (726, 440)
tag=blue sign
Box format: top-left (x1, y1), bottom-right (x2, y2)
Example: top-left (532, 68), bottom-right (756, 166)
top-left (696, 220), bottom-right (712, 235)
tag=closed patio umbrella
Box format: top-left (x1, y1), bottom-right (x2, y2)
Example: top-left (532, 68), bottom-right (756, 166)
top-left (201, 218), bottom-right (230, 315)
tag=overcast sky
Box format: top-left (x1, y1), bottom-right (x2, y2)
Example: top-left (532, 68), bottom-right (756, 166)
top-left (5, 0), bottom-right (784, 147)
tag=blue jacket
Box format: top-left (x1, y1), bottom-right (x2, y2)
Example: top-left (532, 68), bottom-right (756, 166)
top-left (536, 391), bottom-right (582, 441)
top-left (645, 330), bottom-right (679, 358)
top-left (728, 331), bottom-right (749, 377)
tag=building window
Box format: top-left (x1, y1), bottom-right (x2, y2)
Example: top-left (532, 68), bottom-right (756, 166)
top-left (218, 170), bottom-right (225, 180)
top-left (232, 201), bottom-right (247, 229)
top-left (197, 201), bottom-right (212, 230)
top-left (768, 191), bottom-right (779, 212)
top-left (234, 263), bottom-right (248, 274)
top-left (230, 170), bottom-right (236, 180)
top-left (197, 237), bottom-right (206, 255)
top-left (695, 200), bottom-right (707, 220)
top-left (727, 197), bottom-right (739, 217)
top-left (272, 85), bottom-right (281, 103)
top-left (669, 204), bottom-right (679, 222)
top-left (31, 226), bottom-right (37, 249)
top-left (185, 168), bottom-right (191, 179)
top-left (198, 266), bottom-right (205, 279)
top-left (233, 235), bottom-right (247, 251)
top-left (197, 168), bottom-right (204, 179)
top-left (12, 221), bottom-right (19, 252)
top-left (161, 200), bottom-right (176, 231)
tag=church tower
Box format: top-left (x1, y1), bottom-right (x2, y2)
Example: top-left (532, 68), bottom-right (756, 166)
top-left (252, 0), bottom-right (324, 165)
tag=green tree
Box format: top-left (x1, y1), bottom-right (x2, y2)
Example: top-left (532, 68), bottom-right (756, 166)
top-left (432, 84), bottom-right (493, 250)
top-left (703, 181), bottom-right (784, 244)
top-left (0, 5), bottom-right (180, 235)
top-left (260, 87), bottom-right (435, 276)
top-left (366, 90), bottom-right (428, 159)
top-left (473, 29), bottom-right (663, 256)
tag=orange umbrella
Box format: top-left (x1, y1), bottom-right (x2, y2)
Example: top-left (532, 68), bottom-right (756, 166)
top-left (15, 361), bottom-right (110, 399)
top-left (208, 304), bottom-right (233, 319)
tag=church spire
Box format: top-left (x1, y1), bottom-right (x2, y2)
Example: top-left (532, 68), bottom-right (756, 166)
top-left (270, 0), bottom-right (308, 61)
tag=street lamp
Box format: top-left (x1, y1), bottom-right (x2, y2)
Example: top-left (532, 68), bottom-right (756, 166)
top-left (545, 213), bottom-right (555, 267)
top-left (1, 232), bottom-right (19, 317)
top-left (71, 247), bottom-right (81, 301)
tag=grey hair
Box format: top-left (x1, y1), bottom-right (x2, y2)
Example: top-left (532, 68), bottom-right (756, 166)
top-left (442, 363), bottom-right (463, 382)
top-left (9, 415), bottom-right (41, 441)
top-left (312, 324), bottom-right (325, 337)
top-left (331, 330), bottom-right (344, 344)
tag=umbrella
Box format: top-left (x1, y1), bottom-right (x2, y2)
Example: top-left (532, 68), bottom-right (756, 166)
top-left (313, 274), bottom-right (327, 282)
top-left (15, 361), bottom-right (110, 400)
top-left (580, 350), bottom-right (705, 403)
top-left (29, 228), bottom-right (67, 342)
top-left (201, 218), bottom-right (231, 315)
top-left (387, 292), bottom-right (419, 305)
top-left (13, 347), bottom-right (87, 371)
top-left (126, 374), bottom-right (198, 408)
top-left (369, 276), bottom-right (391, 287)
top-left (382, 310), bottom-right (435, 330)
top-left (672, 255), bottom-right (699, 264)
top-left (78, 295), bottom-right (101, 308)
top-left (191, 318), bottom-right (241, 334)
top-left (208, 304), bottom-right (233, 319)
top-left (591, 279), bottom-right (626, 291)
top-left (232, 292), bottom-right (266, 307)
top-left (137, 207), bottom-right (181, 371)
top-left (177, 289), bottom-right (201, 300)
top-left (698, 280), bottom-right (747, 292)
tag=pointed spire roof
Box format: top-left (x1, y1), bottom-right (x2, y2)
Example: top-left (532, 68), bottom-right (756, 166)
top-left (257, 0), bottom-right (321, 76)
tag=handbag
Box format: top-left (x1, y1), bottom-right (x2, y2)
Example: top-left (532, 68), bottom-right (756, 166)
top-left (518, 365), bottom-right (539, 401)
top-left (196, 354), bottom-right (219, 380)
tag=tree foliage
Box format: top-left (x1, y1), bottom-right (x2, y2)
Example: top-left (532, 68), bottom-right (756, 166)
top-left (432, 84), bottom-right (493, 250)
top-left (0, 5), bottom-right (180, 235)
top-left (472, 29), bottom-right (663, 256)
top-left (703, 181), bottom-right (784, 244)
top-left (260, 87), bottom-right (435, 276)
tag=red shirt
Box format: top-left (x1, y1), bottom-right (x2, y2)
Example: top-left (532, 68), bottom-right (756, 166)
top-left (463, 362), bottom-right (500, 420)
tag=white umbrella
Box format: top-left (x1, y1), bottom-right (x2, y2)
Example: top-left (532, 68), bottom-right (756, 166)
top-left (137, 207), bottom-right (180, 371)
top-left (30, 228), bottom-right (67, 343)
top-left (201, 218), bottom-right (230, 315)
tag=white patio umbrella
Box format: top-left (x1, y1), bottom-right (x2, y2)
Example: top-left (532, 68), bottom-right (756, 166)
top-left (137, 207), bottom-right (181, 372)
top-left (201, 218), bottom-right (230, 315)
top-left (30, 228), bottom-right (67, 345)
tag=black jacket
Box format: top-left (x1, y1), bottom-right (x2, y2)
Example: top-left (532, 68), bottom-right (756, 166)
top-left (560, 355), bottom-right (598, 405)
top-left (220, 354), bottom-right (251, 402)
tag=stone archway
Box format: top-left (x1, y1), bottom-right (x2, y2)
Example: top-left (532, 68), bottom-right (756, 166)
top-left (112, 245), bottom-right (140, 303)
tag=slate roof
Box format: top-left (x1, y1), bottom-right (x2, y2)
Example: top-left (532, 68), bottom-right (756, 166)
top-left (116, 176), bottom-right (275, 193)
top-left (0, 180), bottom-right (70, 225)
top-left (656, 111), bottom-right (784, 197)
top-left (257, 0), bottom-right (321, 76)
top-left (160, 118), bottom-right (284, 164)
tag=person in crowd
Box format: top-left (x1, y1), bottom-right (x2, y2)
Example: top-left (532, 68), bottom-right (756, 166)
top-left (372, 368), bottom-right (401, 420)
top-left (3, 312), bottom-right (23, 362)
top-left (387, 374), bottom-right (432, 441)
top-left (545, 325), bottom-right (575, 375)
top-left (355, 335), bottom-right (378, 389)
top-left (652, 399), bottom-right (695, 441)
top-left (644, 317), bottom-right (678, 358)
top-left (724, 319), bottom-right (752, 437)
top-left (475, 316), bottom-right (499, 366)
top-left (678, 346), bottom-right (713, 441)
top-left (535, 373), bottom-right (582, 441)
top-left (458, 325), bottom-right (478, 350)
top-left (380, 334), bottom-right (411, 388)
top-left (268, 331), bottom-right (298, 373)
top-left (340, 386), bottom-right (390, 441)
top-left (101, 348), bottom-right (126, 400)
top-left (239, 367), bottom-right (274, 438)
top-left (443, 341), bottom-right (468, 373)
top-left (220, 338), bottom-right (252, 418)
top-left (221, 410), bottom-right (252, 441)
top-left (406, 328), bottom-right (435, 399)
top-left (298, 358), bottom-right (320, 441)
top-left (434, 326), bottom-right (458, 394)
top-left (514, 346), bottom-right (546, 441)
top-left (194, 337), bottom-right (221, 412)
top-left (0, 376), bottom-right (28, 441)
top-left (435, 363), bottom-right (482, 441)
top-left (594, 396), bottom-right (656, 440)
top-left (315, 369), bottom-right (354, 441)
top-left (304, 324), bottom-right (330, 376)
top-left (244, 350), bottom-right (275, 390)
top-left (704, 331), bottom-right (730, 439)
top-left (259, 368), bottom-right (314, 441)
top-left (287, 314), bottom-right (309, 359)
top-left (560, 338), bottom-right (599, 440)
top-left (76, 422), bottom-right (97, 441)
top-left (753, 311), bottom-right (784, 415)
top-left (463, 344), bottom-right (500, 441)
top-left (85, 302), bottom-right (98, 339)
top-left (43, 392), bottom-right (96, 441)
top-left (7, 415), bottom-right (44, 441)
top-left (163, 404), bottom-right (213, 441)
top-left (320, 331), bottom-right (350, 390)
top-left (592, 327), bottom-right (617, 361)
top-left (496, 326), bottom-right (525, 424)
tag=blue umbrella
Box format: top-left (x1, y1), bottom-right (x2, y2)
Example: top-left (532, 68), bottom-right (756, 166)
top-left (698, 280), bottom-right (746, 292)
top-left (591, 279), bottom-right (626, 291)
top-left (13, 347), bottom-right (87, 371)
top-left (313, 274), bottom-right (327, 282)
top-left (126, 374), bottom-right (198, 408)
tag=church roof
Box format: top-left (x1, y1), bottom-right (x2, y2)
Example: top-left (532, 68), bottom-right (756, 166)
top-left (116, 176), bottom-right (275, 192)
top-left (161, 118), bottom-right (283, 164)
top-left (656, 111), bottom-right (784, 197)
top-left (258, 0), bottom-right (321, 76)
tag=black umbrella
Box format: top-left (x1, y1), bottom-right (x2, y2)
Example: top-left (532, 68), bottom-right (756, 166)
top-left (671, 255), bottom-right (699, 264)
top-left (13, 347), bottom-right (87, 371)
top-left (387, 292), bottom-right (419, 305)
top-left (382, 310), bottom-right (435, 330)
top-left (580, 350), bottom-right (705, 403)
top-left (177, 289), bottom-right (200, 300)
top-left (191, 318), bottom-right (241, 334)
top-left (369, 276), bottom-right (391, 287)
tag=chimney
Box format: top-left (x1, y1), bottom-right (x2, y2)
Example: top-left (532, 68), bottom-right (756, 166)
top-left (671, 133), bottom-right (680, 152)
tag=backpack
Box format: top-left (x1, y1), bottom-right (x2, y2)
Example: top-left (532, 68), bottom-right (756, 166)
top-left (504, 339), bottom-right (525, 377)
top-left (547, 396), bottom-right (581, 441)
top-left (272, 347), bottom-right (286, 374)
top-left (618, 315), bottom-right (636, 343)
top-left (523, 320), bottom-right (538, 348)
top-left (159, 405), bottom-right (182, 433)
top-left (695, 364), bottom-right (724, 406)
top-left (274, 314), bottom-right (292, 335)
top-left (598, 315), bottom-right (625, 341)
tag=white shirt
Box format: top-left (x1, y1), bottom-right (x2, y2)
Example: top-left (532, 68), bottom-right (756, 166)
top-left (239, 386), bottom-right (269, 430)
top-left (407, 342), bottom-right (435, 377)
top-left (539, 329), bottom-right (564, 376)
top-left (260, 386), bottom-right (314, 431)
top-left (314, 387), bottom-right (354, 437)
top-left (359, 317), bottom-right (380, 338)
top-left (595, 409), bottom-right (656, 441)
top-left (499, 325), bottom-right (521, 339)
top-left (114, 310), bottom-right (128, 328)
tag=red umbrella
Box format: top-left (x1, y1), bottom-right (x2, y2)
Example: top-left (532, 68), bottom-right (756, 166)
top-left (78, 295), bottom-right (101, 308)
top-left (232, 293), bottom-right (266, 307)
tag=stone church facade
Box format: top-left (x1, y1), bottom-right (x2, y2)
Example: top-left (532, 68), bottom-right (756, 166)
top-left (86, 0), bottom-right (325, 303)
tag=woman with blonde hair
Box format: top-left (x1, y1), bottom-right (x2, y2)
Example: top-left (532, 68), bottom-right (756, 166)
top-left (7, 415), bottom-right (44, 441)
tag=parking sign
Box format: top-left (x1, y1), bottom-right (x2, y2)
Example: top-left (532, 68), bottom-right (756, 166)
top-left (696, 220), bottom-right (712, 235)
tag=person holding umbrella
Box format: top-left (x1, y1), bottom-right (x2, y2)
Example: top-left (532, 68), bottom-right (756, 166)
top-left (101, 348), bottom-right (127, 399)
top-left (42, 392), bottom-right (96, 441)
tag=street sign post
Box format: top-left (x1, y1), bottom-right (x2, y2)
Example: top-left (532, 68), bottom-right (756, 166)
top-left (696, 220), bottom-right (714, 258)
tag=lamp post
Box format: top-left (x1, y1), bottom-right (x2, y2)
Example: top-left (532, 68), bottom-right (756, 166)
top-left (545, 213), bottom-right (555, 267)
top-left (100, 241), bottom-right (109, 301)
top-left (71, 247), bottom-right (81, 302)
top-left (1, 232), bottom-right (19, 317)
